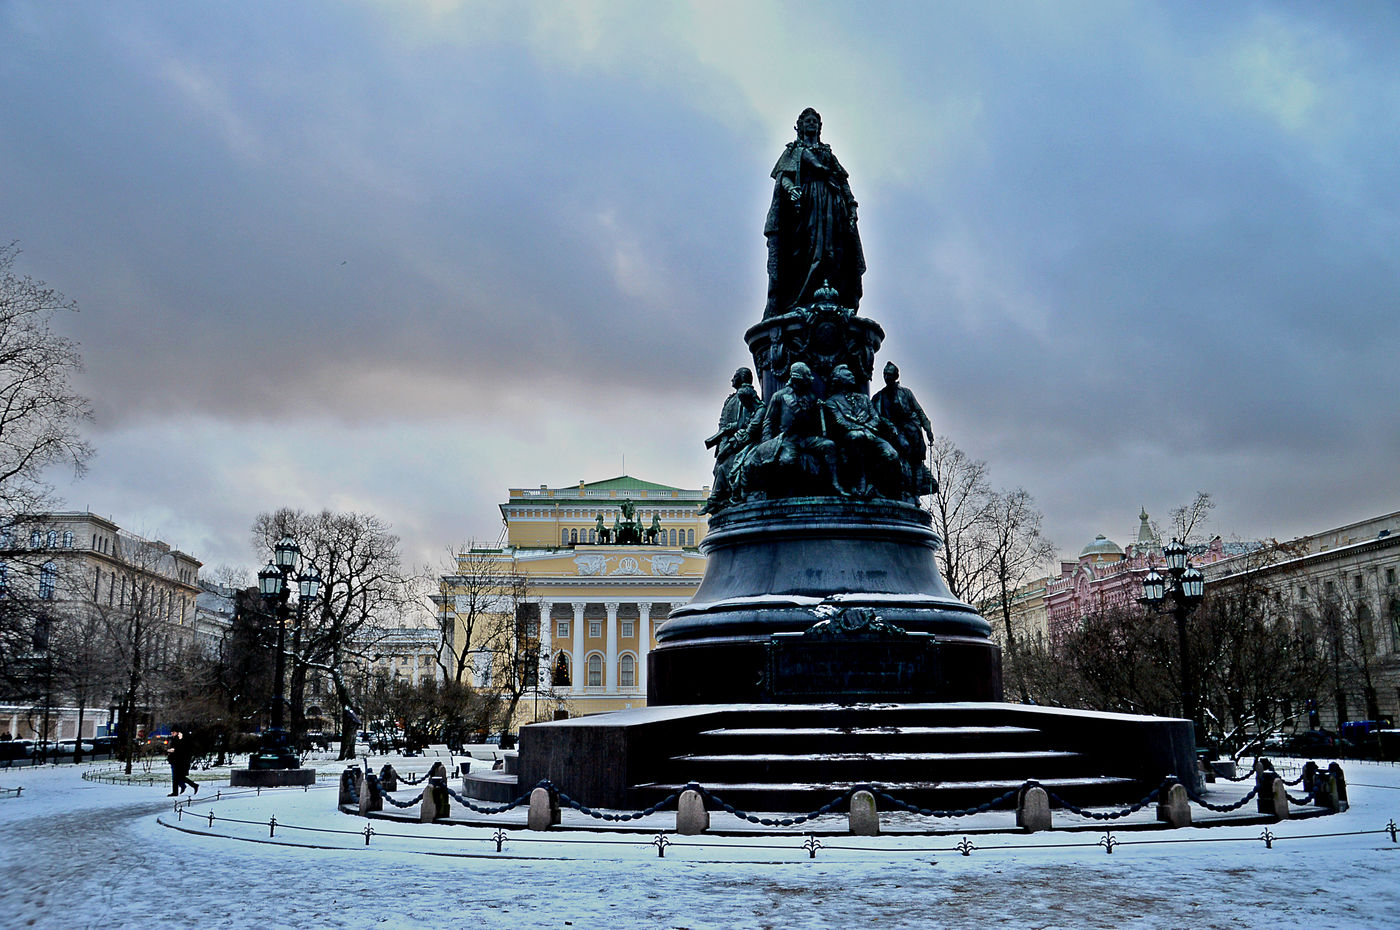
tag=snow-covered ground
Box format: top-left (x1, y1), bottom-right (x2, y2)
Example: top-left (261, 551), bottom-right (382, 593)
top-left (2, 757), bottom-right (1399, 929)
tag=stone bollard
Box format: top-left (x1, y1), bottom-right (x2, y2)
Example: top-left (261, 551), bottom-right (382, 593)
top-left (527, 786), bottom-right (560, 831)
top-left (1016, 786), bottom-right (1052, 833)
top-left (1256, 772), bottom-right (1288, 820)
top-left (428, 760), bottom-right (448, 781)
top-left (1315, 773), bottom-right (1341, 813)
top-left (1155, 782), bottom-right (1192, 828)
top-left (1328, 763), bottom-right (1349, 811)
top-left (358, 771), bottom-right (383, 815)
top-left (1254, 757), bottom-right (1273, 775)
top-left (420, 776), bottom-right (451, 823)
top-left (849, 790), bottom-right (879, 836)
top-left (677, 789), bottom-right (709, 835)
top-left (339, 766), bottom-right (361, 806)
top-left (378, 764), bottom-right (398, 792)
top-left (1301, 760), bottom-right (1319, 796)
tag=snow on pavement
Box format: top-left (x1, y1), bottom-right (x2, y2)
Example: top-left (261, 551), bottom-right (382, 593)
top-left (3, 760), bottom-right (1399, 929)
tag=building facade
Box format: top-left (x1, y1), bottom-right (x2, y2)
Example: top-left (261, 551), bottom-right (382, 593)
top-left (0, 512), bottom-right (202, 741)
top-left (438, 476), bottom-right (709, 726)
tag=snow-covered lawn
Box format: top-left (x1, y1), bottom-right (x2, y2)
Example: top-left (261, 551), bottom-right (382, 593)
top-left (2, 757), bottom-right (1399, 928)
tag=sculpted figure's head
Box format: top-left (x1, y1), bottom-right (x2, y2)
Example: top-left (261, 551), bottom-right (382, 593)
top-left (732, 367), bottom-right (753, 388)
top-left (788, 362), bottom-right (814, 390)
top-left (829, 364), bottom-right (856, 390)
top-left (795, 107), bottom-right (821, 142)
top-left (883, 362), bottom-right (900, 386)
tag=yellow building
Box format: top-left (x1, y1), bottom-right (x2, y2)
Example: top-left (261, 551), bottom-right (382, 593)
top-left (439, 476), bottom-right (709, 725)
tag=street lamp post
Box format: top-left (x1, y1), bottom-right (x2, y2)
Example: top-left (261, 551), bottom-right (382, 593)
top-left (1140, 537), bottom-right (1207, 748)
top-left (249, 534), bottom-right (319, 770)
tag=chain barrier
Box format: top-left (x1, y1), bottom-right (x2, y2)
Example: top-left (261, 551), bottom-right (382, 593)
top-left (873, 784), bottom-right (1021, 818)
top-left (1041, 780), bottom-right (1165, 820)
top-left (443, 784), bottom-right (532, 815)
top-left (388, 767), bottom-right (430, 786)
top-left (1280, 772), bottom-right (1308, 787)
top-left (1284, 788), bottom-right (1317, 806)
top-left (555, 785), bottom-right (683, 822)
top-left (694, 783), bottom-right (852, 827)
top-left (1186, 784), bottom-right (1260, 812)
top-left (378, 787), bottom-right (427, 809)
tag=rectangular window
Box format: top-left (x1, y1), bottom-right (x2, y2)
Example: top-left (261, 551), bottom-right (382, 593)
top-left (1298, 585), bottom-right (1308, 599)
top-left (621, 621), bottom-right (635, 638)
top-left (1325, 580), bottom-right (1335, 597)
top-left (589, 621), bottom-right (602, 638)
top-left (556, 621), bottom-right (569, 638)
top-left (1388, 568), bottom-right (1397, 586)
top-left (1355, 574), bottom-right (1364, 591)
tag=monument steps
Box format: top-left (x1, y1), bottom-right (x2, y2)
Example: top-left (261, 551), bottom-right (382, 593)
top-left (694, 725), bottom-right (1042, 753)
top-left (631, 775), bottom-right (1140, 812)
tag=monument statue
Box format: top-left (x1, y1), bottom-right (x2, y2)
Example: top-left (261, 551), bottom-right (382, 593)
top-left (645, 513), bottom-right (661, 545)
top-left (824, 364), bottom-right (901, 499)
top-left (613, 498), bottom-right (642, 545)
top-left (594, 513), bottom-right (612, 544)
top-left (701, 367), bottom-right (761, 514)
top-left (871, 361), bottom-right (937, 502)
top-left (741, 361), bottom-right (846, 497)
top-left (764, 108), bottom-right (865, 318)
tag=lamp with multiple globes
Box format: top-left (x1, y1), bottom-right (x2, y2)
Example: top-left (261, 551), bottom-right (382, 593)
top-left (249, 534), bottom-right (320, 771)
top-left (1140, 537), bottom-right (1208, 748)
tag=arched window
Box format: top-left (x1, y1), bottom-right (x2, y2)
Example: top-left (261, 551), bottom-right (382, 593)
top-left (46, 530), bottom-right (57, 547)
top-left (561, 529), bottom-right (569, 545)
top-left (39, 561), bottom-right (57, 600)
top-left (553, 654), bottom-right (571, 686)
top-left (687, 529), bottom-right (695, 546)
top-left (589, 529), bottom-right (596, 543)
top-left (30, 530), bottom-right (41, 548)
top-left (1389, 599), bottom-right (1400, 652)
top-left (669, 529), bottom-right (677, 546)
top-left (619, 654), bottom-right (636, 689)
top-left (570, 528), bottom-right (578, 544)
top-left (62, 531), bottom-right (74, 548)
top-left (587, 653), bottom-right (603, 687)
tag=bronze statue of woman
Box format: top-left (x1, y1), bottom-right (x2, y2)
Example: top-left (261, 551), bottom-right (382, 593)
top-left (764, 108), bottom-right (866, 317)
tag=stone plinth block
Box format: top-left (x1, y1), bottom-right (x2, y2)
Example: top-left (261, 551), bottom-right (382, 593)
top-left (230, 767), bottom-right (316, 788)
top-left (429, 760), bottom-right (448, 780)
top-left (1328, 763), bottom-right (1349, 810)
top-left (528, 787), bottom-right (559, 831)
top-left (1155, 783), bottom-right (1191, 828)
top-left (339, 766), bottom-right (360, 806)
top-left (420, 778), bottom-right (450, 823)
top-left (1016, 786), bottom-right (1051, 832)
top-left (358, 772), bottom-right (382, 815)
top-left (677, 789), bottom-right (709, 835)
top-left (1317, 774), bottom-right (1341, 813)
top-left (848, 789), bottom-right (879, 836)
top-left (1256, 773), bottom-right (1288, 820)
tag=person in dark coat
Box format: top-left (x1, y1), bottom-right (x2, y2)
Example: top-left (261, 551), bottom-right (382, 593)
top-left (166, 729), bottom-right (198, 796)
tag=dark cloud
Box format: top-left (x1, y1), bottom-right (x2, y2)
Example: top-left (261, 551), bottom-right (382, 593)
top-left (3, 0), bottom-right (1396, 569)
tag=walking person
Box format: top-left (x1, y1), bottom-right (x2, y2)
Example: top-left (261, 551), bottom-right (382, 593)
top-left (166, 729), bottom-right (198, 796)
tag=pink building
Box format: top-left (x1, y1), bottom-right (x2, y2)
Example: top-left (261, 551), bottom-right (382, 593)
top-left (1045, 509), bottom-right (1236, 644)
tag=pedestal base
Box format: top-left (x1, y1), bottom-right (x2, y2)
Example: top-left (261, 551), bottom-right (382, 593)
top-left (230, 767), bottom-right (316, 788)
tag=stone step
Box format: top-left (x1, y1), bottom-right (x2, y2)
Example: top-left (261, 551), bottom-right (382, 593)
top-left (632, 775), bottom-right (1141, 812)
top-left (697, 725), bottom-right (1040, 738)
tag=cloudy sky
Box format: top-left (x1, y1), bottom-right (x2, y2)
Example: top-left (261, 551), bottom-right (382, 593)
top-left (3, 0), bottom-right (1397, 577)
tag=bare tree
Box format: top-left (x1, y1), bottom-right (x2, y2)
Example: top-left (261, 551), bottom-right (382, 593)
top-left (981, 487), bottom-right (1056, 702)
top-left (0, 243), bottom-right (93, 518)
top-left (427, 541), bottom-right (513, 686)
top-left (253, 509), bottom-right (408, 761)
top-left (927, 435), bottom-right (995, 605)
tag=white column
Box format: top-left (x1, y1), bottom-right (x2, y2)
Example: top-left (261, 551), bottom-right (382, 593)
top-left (570, 601), bottom-right (586, 695)
top-left (637, 602), bottom-right (652, 696)
top-left (605, 602), bottom-right (620, 694)
top-left (537, 599), bottom-right (553, 688)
